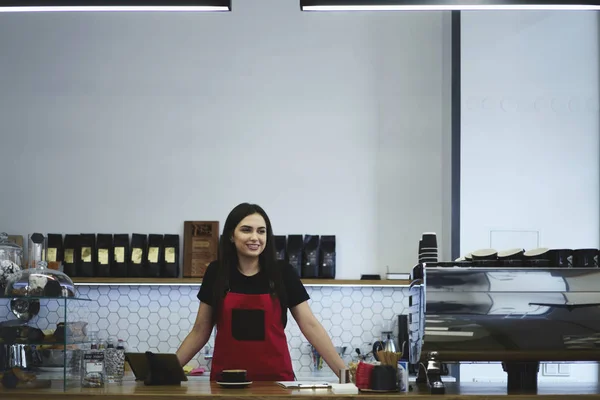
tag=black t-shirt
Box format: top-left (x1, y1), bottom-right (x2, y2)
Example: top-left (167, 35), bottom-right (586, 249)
top-left (197, 260), bottom-right (310, 310)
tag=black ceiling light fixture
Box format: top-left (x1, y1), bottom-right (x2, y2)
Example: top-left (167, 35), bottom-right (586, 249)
top-left (0, 0), bottom-right (231, 12)
top-left (300, 0), bottom-right (600, 11)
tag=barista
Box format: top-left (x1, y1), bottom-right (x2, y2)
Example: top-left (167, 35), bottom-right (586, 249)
top-left (176, 203), bottom-right (346, 381)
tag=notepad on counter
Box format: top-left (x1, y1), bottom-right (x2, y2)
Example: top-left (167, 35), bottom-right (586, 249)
top-left (276, 381), bottom-right (332, 389)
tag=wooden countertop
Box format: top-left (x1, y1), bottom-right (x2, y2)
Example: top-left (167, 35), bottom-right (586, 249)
top-left (3, 380), bottom-right (600, 400)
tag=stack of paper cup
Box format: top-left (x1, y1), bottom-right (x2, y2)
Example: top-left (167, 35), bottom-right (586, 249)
top-left (419, 232), bottom-right (438, 263)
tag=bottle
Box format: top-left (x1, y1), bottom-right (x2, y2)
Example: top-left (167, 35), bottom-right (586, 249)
top-left (116, 339), bottom-right (126, 384)
top-left (105, 338), bottom-right (117, 384)
top-left (81, 339), bottom-right (105, 388)
top-left (106, 339), bottom-right (126, 385)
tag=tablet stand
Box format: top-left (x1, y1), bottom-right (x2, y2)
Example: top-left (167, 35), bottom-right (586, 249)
top-left (143, 351), bottom-right (185, 386)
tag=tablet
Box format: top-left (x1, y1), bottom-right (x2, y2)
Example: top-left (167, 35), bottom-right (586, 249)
top-left (125, 352), bottom-right (188, 383)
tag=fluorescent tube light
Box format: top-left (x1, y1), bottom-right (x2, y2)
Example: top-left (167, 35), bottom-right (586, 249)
top-left (0, 1), bottom-right (230, 12)
top-left (300, 1), bottom-right (600, 11)
top-left (302, 5), bottom-right (600, 10)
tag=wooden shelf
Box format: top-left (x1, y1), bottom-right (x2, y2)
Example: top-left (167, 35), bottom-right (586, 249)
top-left (301, 279), bottom-right (410, 287)
top-left (72, 277), bottom-right (410, 287)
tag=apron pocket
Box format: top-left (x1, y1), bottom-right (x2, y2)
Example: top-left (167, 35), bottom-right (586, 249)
top-left (231, 308), bottom-right (265, 341)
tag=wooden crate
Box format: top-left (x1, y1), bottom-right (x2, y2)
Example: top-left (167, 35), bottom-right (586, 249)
top-left (183, 221), bottom-right (219, 278)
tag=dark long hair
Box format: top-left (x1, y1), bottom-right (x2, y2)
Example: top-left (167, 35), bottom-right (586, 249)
top-left (211, 203), bottom-right (288, 327)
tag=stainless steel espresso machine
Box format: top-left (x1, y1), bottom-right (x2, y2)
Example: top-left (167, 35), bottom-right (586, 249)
top-left (408, 261), bottom-right (600, 394)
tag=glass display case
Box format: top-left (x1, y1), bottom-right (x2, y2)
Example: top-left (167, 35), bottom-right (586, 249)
top-left (0, 294), bottom-right (94, 391)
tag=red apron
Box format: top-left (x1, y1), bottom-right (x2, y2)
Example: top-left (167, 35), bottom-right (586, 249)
top-left (210, 292), bottom-right (295, 381)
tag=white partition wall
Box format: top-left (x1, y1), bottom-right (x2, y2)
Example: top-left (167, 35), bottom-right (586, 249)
top-left (460, 10), bottom-right (599, 256)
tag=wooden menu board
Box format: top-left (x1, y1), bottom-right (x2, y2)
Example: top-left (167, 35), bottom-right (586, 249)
top-left (183, 221), bottom-right (219, 278)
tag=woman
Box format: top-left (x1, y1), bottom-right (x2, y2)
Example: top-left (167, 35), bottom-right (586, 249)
top-left (176, 203), bottom-right (346, 381)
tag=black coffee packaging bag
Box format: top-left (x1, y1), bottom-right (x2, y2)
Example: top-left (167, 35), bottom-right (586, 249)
top-left (128, 234), bottom-right (147, 277)
top-left (112, 234), bottom-right (130, 277)
top-left (286, 235), bottom-right (303, 276)
top-left (319, 235), bottom-right (336, 279)
top-left (146, 234), bottom-right (163, 278)
top-left (46, 234), bottom-right (63, 271)
top-left (63, 234), bottom-right (79, 277)
top-left (162, 234), bottom-right (180, 278)
top-left (77, 234), bottom-right (96, 277)
top-left (302, 235), bottom-right (320, 278)
top-left (96, 234), bottom-right (113, 277)
top-left (274, 236), bottom-right (287, 261)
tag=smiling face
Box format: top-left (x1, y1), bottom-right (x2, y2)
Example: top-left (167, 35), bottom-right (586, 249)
top-left (232, 213), bottom-right (267, 259)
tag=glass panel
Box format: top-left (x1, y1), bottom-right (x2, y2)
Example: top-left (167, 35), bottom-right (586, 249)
top-left (0, 296), bottom-right (95, 391)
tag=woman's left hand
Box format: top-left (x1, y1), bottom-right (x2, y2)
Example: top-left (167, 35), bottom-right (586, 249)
top-left (290, 301), bottom-right (347, 377)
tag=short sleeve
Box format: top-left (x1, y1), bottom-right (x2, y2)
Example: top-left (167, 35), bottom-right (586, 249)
top-left (281, 261), bottom-right (310, 308)
top-left (197, 261), bottom-right (218, 305)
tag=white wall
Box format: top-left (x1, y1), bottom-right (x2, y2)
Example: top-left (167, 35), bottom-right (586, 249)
top-left (0, 0), bottom-right (450, 277)
top-left (460, 11), bottom-right (599, 255)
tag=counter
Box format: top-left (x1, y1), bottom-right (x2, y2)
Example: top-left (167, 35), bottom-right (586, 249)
top-left (2, 380), bottom-right (600, 400)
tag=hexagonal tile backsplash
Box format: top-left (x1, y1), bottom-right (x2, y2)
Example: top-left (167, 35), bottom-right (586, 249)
top-left (0, 286), bottom-right (409, 375)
